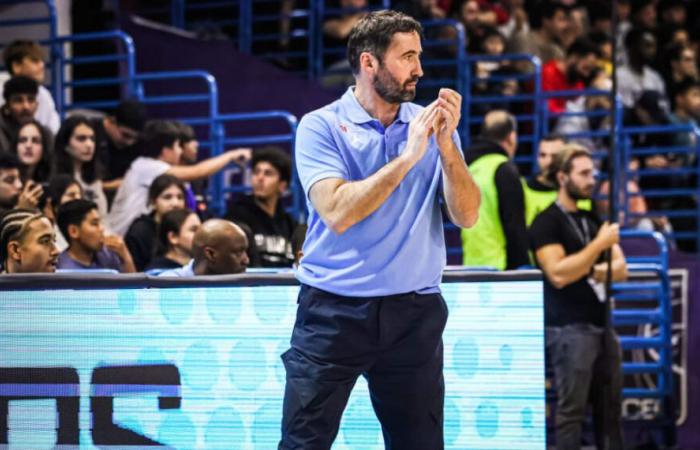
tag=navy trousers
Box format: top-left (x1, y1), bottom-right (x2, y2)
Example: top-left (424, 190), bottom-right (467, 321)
top-left (278, 284), bottom-right (449, 450)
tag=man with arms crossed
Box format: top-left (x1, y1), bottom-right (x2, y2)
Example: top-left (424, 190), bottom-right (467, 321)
top-left (529, 145), bottom-right (627, 450)
top-left (279, 10), bottom-right (480, 450)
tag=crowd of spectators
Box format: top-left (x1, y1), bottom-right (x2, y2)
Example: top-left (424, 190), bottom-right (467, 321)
top-left (0, 38), bottom-right (304, 276)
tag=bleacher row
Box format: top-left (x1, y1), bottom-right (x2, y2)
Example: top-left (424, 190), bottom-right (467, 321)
top-left (0, 0), bottom-right (681, 444)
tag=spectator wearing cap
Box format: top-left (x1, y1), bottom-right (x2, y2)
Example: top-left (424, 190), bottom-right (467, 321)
top-left (0, 76), bottom-right (50, 151)
top-left (91, 99), bottom-right (147, 189)
top-left (0, 40), bottom-right (60, 134)
top-left (542, 38), bottom-right (600, 114)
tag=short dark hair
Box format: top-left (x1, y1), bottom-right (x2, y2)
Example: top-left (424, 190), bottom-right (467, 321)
top-left (546, 144), bottom-right (592, 186)
top-left (480, 111), bottom-right (517, 142)
top-left (0, 152), bottom-right (20, 171)
top-left (157, 207), bottom-right (195, 255)
top-left (531, 1), bottom-right (570, 29)
top-left (624, 27), bottom-right (654, 52)
top-left (541, 133), bottom-right (566, 143)
top-left (252, 146), bottom-right (292, 184)
top-left (141, 120), bottom-right (180, 159)
top-left (3, 76), bottom-right (38, 103)
top-left (174, 121), bottom-right (196, 144)
top-left (347, 10), bottom-right (423, 74)
top-left (2, 40), bottom-right (43, 76)
top-left (674, 77), bottom-right (700, 98)
top-left (567, 38), bottom-right (600, 58)
top-left (114, 99), bottom-right (147, 132)
top-left (53, 116), bottom-right (102, 184)
top-left (148, 173), bottom-right (186, 206)
top-left (56, 199), bottom-right (98, 243)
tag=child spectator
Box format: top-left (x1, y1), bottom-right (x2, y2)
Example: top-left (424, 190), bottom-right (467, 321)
top-left (145, 208), bottom-right (201, 272)
top-left (39, 174), bottom-right (83, 252)
top-left (56, 199), bottom-right (135, 272)
top-left (124, 174), bottom-right (187, 271)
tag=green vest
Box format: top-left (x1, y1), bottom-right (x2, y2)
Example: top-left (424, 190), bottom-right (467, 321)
top-left (522, 178), bottom-right (593, 227)
top-left (461, 153), bottom-right (509, 270)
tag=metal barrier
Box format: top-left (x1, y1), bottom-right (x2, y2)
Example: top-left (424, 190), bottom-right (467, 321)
top-left (53, 30), bottom-right (137, 114)
top-left (209, 111), bottom-right (300, 219)
top-left (612, 229), bottom-right (675, 445)
top-left (463, 53), bottom-right (542, 170)
top-left (620, 124), bottom-right (700, 252)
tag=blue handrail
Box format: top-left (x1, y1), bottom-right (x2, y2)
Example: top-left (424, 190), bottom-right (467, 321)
top-left (53, 30), bottom-right (137, 116)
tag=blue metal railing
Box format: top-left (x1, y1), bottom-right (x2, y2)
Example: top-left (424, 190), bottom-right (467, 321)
top-left (52, 30), bottom-right (137, 115)
top-left (464, 53), bottom-right (542, 169)
top-left (620, 124), bottom-right (700, 251)
top-left (612, 230), bottom-right (674, 439)
top-left (210, 111), bottom-right (299, 219)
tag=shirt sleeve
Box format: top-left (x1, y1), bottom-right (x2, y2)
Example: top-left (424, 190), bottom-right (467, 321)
top-left (495, 162), bottom-right (530, 269)
top-left (529, 211), bottom-right (561, 252)
top-left (295, 112), bottom-right (349, 199)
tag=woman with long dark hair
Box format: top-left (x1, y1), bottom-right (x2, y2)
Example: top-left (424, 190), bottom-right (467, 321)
top-left (124, 173), bottom-right (187, 271)
top-left (11, 119), bottom-right (53, 183)
top-left (53, 116), bottom-right (108, 218)
top-left (145, 207), bottom-right (201, 272)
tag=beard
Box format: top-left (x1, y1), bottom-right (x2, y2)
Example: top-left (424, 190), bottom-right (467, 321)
top-left (565, 178), bottom-right (593, 201)
top-left (373, 65), bottom-right (419, 104)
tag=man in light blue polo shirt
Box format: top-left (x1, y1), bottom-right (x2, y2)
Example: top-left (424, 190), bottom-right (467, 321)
top-left (279, 10), bottom-right (480, 450)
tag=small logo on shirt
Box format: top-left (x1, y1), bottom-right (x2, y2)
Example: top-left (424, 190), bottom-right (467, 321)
top-left (339, 123), bottom-right (348, 133)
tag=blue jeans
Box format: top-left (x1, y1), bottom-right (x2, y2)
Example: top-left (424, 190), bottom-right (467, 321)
top-left (546, 324), bottom-right (624, 450)
top-left (278, 285), bottom-right (448, 450)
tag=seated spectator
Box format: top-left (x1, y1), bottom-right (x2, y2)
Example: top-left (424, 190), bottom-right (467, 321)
top-left (555, 70), bottom-right (613, 153)
top-left (507, 1), bottom-right (570, 71)
top-left (588, 31), bottom-right (613, 76)
top-left (56, 199), bottom-right (135, 272)
top-left (472, 27), bottom-right (508, 89)
top-left (0, 152), bottom-right (43, 214)
top-left (158, 219), bottom-right (249, 276)
top-left (395, 0), bottom-right (446, 21)
top-left (320, 0), bottom-right (368, 89)
top-left (11, 119), bottom-right (53, 183)
top-left (226, 147), bottom-right (298, 268)
top-left (658, 0), bottom-right (687, 28)
top-left (53, 116), bottom-right (109, 218)
top-left (669, 78), bottom-right (700, 155)
top-left (542, 38), bottom-right (600, 114)
top-left (146, 208), bottom-right (201, 272)
top-left (92, 99), bottom-right (147, 187)
top-left (662, 44), bottom-right (699, 105)
top-left (0, 40), bottom-right (59, 134)
top-left (0, 76), bottom-right (52, 152)
top-left (461, 111), bottom-right (529, 270)
top-left (108, 120), bottom-right (250, 236)
top-left (38, 174), bottom-right (83, 252)
top-left (124, 174), bottom-right (187, 271)
top-left (0, 208), bottom-right (58, 273)
top-left (617, 28), bottom-right (670, 115)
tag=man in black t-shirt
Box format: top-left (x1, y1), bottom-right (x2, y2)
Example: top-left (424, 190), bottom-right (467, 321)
top-left (226, 147), bottom-right (298, 267)
top-left (529, 145), bottom-right (627, 450)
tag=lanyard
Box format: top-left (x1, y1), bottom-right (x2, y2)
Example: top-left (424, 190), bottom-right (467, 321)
top-left (556, 201), bottom-right (590, 246)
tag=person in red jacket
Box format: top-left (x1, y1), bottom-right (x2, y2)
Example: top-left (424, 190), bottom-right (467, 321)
top-left (542, 38), bottom-right (599, 114)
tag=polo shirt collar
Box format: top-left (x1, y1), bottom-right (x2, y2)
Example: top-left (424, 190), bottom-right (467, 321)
top-left (342, 87), bottom-right (412, 125)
